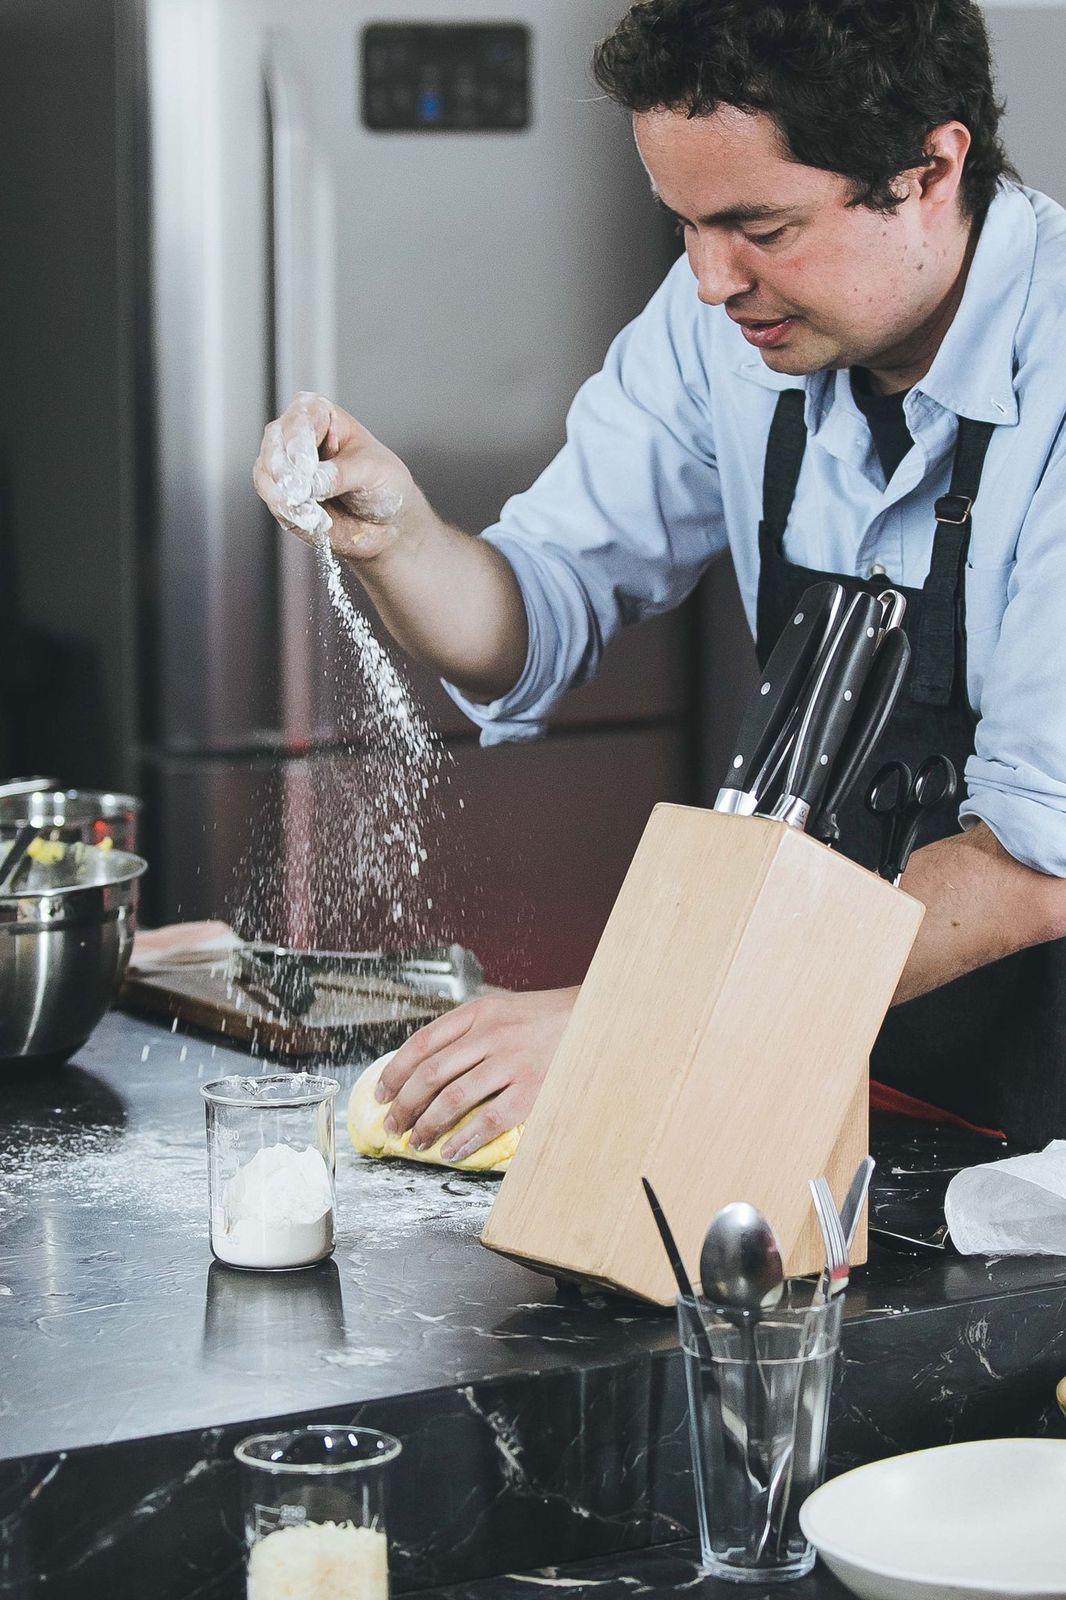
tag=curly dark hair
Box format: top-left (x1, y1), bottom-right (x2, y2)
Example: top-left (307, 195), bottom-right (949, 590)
top-left (592, 0), bottom-right (1018, 218)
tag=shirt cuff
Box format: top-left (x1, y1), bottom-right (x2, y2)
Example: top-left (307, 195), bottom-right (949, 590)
top-left (440, 530), bottom-right (597, 745)
top-left (961, 758), bottom-right (1066, 878)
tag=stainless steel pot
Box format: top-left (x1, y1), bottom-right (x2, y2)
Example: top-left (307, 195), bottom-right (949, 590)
top-left (0, 789), bottom-right (141, 853)
top-left (0, 847), bottom-right (147, 1063)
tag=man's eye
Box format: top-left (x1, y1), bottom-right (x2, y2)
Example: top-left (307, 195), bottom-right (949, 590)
top-left (673, 218), bottom-right (694, 236)
top-left (747, 226), bottom-right (788, 246)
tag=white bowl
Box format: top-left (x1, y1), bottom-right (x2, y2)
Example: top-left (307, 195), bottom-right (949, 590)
top-left (799, 1438), bottom-right (1066, 1600)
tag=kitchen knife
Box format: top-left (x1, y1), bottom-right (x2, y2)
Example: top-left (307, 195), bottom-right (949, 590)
top-left (714, 581), bottom-right (844, 814)
top-left (877, 589), bottom-right (907, 634)
top-left (641, 1177), bottom-right (695, 1300)
top-left (808, 626), bottom-right (912, 845)
top-left (841, 1155), bottom-right (876, 1252)
top-left (767, 590), bottom-right (883, 831)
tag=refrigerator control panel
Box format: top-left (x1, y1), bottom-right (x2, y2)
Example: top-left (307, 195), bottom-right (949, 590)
top-left (361, 23), bottom-right (529, 132)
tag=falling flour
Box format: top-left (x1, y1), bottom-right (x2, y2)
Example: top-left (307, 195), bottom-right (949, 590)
top-left (232, 499), bottom-right (450, 952)
top-left (315, 537), bottom-right (446, 927)
top-left (214, 1144), bottom-right (335, 1270)
top-left (246, 1521), bottom-right (388, 1600)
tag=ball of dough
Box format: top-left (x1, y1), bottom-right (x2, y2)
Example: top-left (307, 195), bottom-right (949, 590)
top-left (347, 1051), bottom-right (522, 1173)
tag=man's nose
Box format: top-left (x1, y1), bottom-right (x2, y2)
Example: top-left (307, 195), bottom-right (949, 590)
top-left (689, 232), bottom-right (754, 306)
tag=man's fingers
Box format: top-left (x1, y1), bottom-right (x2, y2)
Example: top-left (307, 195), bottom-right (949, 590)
top-left (376, 1004), bottom-right (480, 1105)
top-left (438, 1086), bottom-right (526, 1165)
top-left (406, 1058), bottom-right (513, 1153)
top-left (381, 1036), bottom-right (489, 1139)
top-left (253, 451), bottom-right (331, 539)
top-left (280, 392), bottom-right (334, 459)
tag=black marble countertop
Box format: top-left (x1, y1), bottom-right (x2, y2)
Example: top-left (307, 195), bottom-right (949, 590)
top-left (2, 1010), bottom-right (1066, 1597)
top-left (419, 1539), bottom-right (853, 1597)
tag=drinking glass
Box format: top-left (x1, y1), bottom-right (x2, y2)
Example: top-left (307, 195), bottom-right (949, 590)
top-left (235, 1425), bottom-right (402, 1600)
top-left (677, 1283), bottom-right (843, 1582)
top-left (201, 1074), bottom-right (339, 1270)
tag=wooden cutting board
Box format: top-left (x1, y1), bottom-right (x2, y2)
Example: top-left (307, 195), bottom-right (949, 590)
top-left (120, 961), bottom-right (448, 1058)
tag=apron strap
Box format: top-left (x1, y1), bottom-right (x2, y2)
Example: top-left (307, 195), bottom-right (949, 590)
top-left (761, 389), bottom-right (808, 546)
top-left (910, 417), bottom-right (996, 707)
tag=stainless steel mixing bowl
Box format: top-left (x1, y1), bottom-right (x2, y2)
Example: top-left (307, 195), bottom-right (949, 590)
top-left (0, 846), bottom-right (147, 1064)
top-left (0, 789), bottom-right (141, 853)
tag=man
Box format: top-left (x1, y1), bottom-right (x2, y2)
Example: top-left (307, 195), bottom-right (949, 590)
top-left (255, 0), bottom-right (1066, 1157)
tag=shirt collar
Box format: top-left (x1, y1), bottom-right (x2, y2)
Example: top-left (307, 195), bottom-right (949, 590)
top-left (724, 182), bottom-right (1035, 426)
top-left (914, 182), bottom-right (1033, 425)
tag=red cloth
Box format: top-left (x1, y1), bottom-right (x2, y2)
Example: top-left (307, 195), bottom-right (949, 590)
top-left (870, 1078), bottom-right (1006, 1141)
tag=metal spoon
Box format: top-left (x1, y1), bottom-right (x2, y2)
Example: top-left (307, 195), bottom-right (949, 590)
top-left (0, 776), bottom-right (55, 800)
top-left (0, 824), bottom-right (41, 895)
top-left (699, 1202), bottom-right (786, 1319)
top-left (700, 1203), bottom-right (785, 1549)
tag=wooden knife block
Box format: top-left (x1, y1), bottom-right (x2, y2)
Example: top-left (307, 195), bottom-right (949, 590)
top-left (481, 804), bottom-right (924, 1304)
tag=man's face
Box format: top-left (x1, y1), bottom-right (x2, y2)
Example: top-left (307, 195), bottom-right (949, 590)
top-left (634, 106), bottom-right (957, 378)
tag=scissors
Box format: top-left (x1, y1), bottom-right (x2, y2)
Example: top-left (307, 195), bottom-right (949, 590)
top-left (865, 754), bottom-right (958, 885)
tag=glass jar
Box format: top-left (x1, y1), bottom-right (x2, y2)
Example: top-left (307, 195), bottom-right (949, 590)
top-left (200, 1074), bottom-right (340, 1271)
top-left (235, 1425), bottom-right (402, 1600)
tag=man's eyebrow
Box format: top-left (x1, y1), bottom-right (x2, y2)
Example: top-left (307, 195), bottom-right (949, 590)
top-left (652, 192), bottom-right (794, 227)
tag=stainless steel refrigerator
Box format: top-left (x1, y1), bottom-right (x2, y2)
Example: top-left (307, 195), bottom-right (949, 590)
top-left (0, 0), bottom-right (695, 987)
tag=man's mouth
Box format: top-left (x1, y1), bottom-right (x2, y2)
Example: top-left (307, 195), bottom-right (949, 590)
top-left (733, 315), bottom-right (798, 349)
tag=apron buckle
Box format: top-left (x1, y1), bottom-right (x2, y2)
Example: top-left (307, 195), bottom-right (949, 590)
top-left (934, 493), bottom-right (973, 526)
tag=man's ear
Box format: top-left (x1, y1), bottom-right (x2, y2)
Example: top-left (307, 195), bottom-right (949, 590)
top-left (915, 120), bottom-right (972, 210)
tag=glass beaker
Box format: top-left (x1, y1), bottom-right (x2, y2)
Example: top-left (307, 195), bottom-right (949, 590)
top-left (235, 1425), bottom-right (402, 1600)
top-left (678, 1283), bottom-right (843, 1582)
top-left (201, 1074), bottom-right (339, 1270)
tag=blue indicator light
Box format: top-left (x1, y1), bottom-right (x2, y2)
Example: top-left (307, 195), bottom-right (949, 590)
top-left (419, 92), bottom-right (442, 123)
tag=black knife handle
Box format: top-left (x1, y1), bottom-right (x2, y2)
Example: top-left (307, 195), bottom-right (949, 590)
top-left (716, 581), bottom-right (843, 806)
top-left (810, 628), bottom-right (912, 845)
top-left (776, 591), bottom-right (883, 827)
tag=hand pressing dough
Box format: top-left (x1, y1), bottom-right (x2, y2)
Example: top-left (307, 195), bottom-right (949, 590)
top-left (347, 1051), bottom-right (522, 1174)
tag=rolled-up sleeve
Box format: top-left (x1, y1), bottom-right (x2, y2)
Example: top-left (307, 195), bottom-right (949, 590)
top-left (962, 430), bottom-right (1066, 875)
top-left (444, 257), bottom-right (727, 742)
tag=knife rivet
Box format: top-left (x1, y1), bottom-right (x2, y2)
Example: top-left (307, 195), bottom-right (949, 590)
top-left (733, 755), bottom-right (744, 769)
top-left (793, 612), bottom-right (804, 625)
top-left (760, 682), bottom-right (771, 696)
top-left (844, 690), bottom-right (853, 701)
top-left (867, 627), bottom-right (876, 638)
top-left (820, 754), bottom-right (829, 765)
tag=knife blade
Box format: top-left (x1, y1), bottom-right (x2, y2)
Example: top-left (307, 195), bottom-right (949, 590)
top-left (808, 626), bottom-right (912, 845)
top-left (767, 590), bottom-right (883, 831)
top-left (641, 1177), bottom-right (696, 1299)
top-left (714, 581), bottom-right (844, 815)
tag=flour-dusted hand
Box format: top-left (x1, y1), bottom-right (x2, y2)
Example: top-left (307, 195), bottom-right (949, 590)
top-left (375, 987), bottom-right (580, 1163)
top-left (253, 390), bottom-right (423, 560)
top-left (253, 392), bottom-right (530, 704)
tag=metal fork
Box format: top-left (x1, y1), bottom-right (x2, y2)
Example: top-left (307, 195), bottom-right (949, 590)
top-left (809, 1176), bottom-right (850, 1301)
top-left (760, 1179), bottom-right (851, 1562)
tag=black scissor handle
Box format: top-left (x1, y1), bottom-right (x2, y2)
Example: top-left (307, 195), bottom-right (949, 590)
top-left (865, 760), bottom-right (912, 881)
top-left (893, 755), bottom-right (959, 880)
top-left (912, 753), bottom-right (958, 810)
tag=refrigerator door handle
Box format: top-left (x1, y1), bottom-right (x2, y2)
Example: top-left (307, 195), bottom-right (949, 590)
top-left (263, 34), bottom-right (337, 746)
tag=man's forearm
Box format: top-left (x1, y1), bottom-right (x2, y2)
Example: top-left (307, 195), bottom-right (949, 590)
top-left (893, 821), bottom-right (1066, 1005)
top-left (351, 493), bottom-right (529, 702)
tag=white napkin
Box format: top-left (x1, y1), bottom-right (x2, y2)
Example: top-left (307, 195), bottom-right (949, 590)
top-left (945, 1139), bottom-right (1066, 1255)
top-left (129, 921), bottom-right (243, 973)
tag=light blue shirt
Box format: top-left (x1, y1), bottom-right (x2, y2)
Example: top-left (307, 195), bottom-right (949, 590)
top-left (446, 184), bottom-right (1066, 877)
